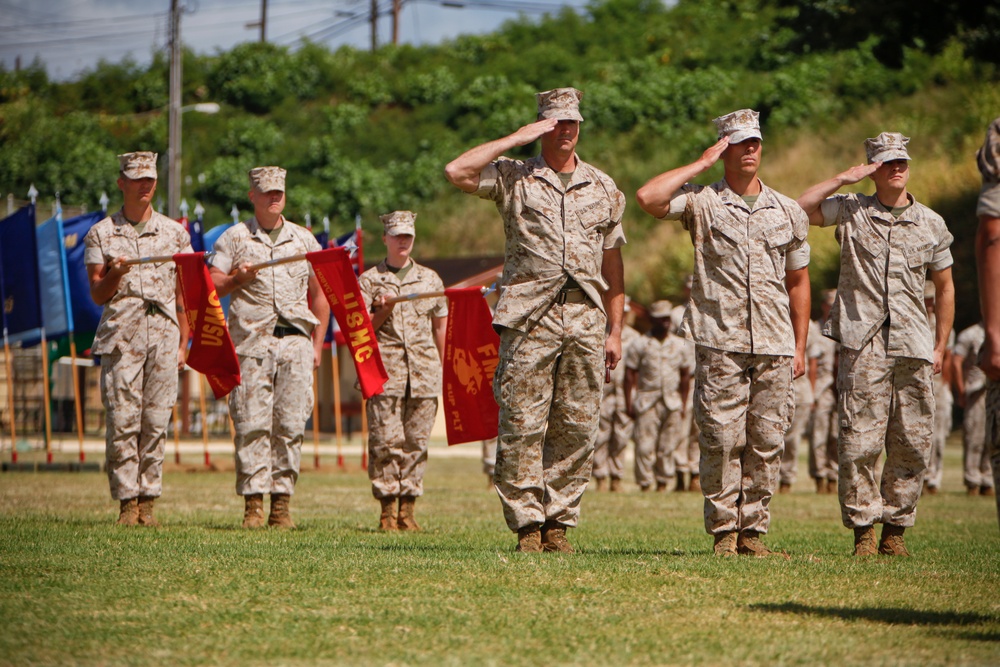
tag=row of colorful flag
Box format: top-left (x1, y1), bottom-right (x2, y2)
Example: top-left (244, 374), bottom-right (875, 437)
top-left (0, 204), bottom-right (500, 445)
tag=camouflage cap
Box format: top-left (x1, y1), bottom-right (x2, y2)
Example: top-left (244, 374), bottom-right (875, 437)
top-left (248, 166), bottom-right (286, 193)
top-left (865, 132), bottom-right (911, 163)
top-left (536, 87), bottom-right (584, 122)
top-left (380, 210), bottom-right (416, 236)
top-left (118, 152), bottom-right (158, 180)
top-left (713, 109), bottom-right (761, 144)
top-left (649, 299), bottom-right (673, 319)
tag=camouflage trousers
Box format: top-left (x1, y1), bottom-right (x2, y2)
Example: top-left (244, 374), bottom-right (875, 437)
top-left (694, 346), bottom-right (793, 536)
top-left (593, 397), bottom-right (632, 481)
top-left (837, 331), bottom-right (933, 528)
top-left (986, 381), bottom-right (1000, 526)
top-left (101, 313), bottom-right (179, 500)
top-left (230, 335), bottom-right (313, 497)
top-left (779, 396), bottom-right (813, 486)
top-left (633, 402), bottom-right (681, 488)
top-left (494, 301), bottom-right (605, 531)
top-left (674, 390), bottom-right (701, 476)
top-left (963, 388), bottom-right (993, 489)
top-left (925, 383), bottom-right (953, 490)
top-left (809, 385), bottom-right (839, 483)
top-left (366, 393), bottom-right (437, 498)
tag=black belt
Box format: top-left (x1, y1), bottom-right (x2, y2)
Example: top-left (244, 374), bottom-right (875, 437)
top-left (273, 325), bottom-right (307, 338)
top-left (555, 287), bottom-right (589, 305)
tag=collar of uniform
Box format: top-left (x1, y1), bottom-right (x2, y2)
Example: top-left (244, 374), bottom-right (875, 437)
top-left (863, 192), bottom-right (917, 225)
top-left (713, 178), bottom-right (776, 212)
top-left (529, 154), bottom-right (593, 191)
top-left (246, 215), bottom-right (293, 245)
top-left (111, 209), bottom-right (162, 237)
top-left (377, 258), bottom-right (420, 285)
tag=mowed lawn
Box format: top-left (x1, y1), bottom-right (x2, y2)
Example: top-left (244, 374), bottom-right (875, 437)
top-left (0, 438), bottom-right (997, 667)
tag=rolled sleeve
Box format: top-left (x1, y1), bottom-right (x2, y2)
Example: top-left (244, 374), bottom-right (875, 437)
top-left (659, 190), bottom-right (693, 222)
top-left (977, 183), bottom-right (1000, 218)
top-left (474, 162), bottom-right (501, 200)
top-left (819, 197), bottom-right (845, 228)
top-left (209, 234), bottom-right (233, 274)
top-left (786, 239), bottom-right (811, 271)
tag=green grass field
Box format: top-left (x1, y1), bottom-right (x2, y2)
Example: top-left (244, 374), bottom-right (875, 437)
top-left (1, 439), bottom-right (997, 666)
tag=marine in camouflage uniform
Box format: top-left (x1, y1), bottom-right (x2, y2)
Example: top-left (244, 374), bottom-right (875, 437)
top-left (209, 167), bottom-right (329, 529)
top-left (974, 116), bottom-right (1000, 526)
top-left (809, 291), bottom-right (840, 494)
top-left (637, 109), bottom-right (812, 557)
top-left (923, 289), bottom-right (954, 494)
top-left (85, 151), bottom-right (191, 527)
top-left (445, 87), bottom-right (627, 553)
top-left (624, 300), bottom-right (692, 492)
top-left (779, 319), bottom-right (821, 492)
top-left (798, 132), bottom-right (955, 556)
top-left (670, 276), bottom-right (701, 492)
top-left (593, 320), bottom-right (639, 491)
top-left (953, 322), bottom-right (993, 495)
top-left (359, 211), bottom-right (447, 531)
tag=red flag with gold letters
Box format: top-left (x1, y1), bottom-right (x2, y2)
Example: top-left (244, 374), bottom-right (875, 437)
top-left (443, 287), bottom-right (499, 445)
top-left (306, 247), bottom-right (387, 399)
top-left (173, 252), bottom-right (241, 398)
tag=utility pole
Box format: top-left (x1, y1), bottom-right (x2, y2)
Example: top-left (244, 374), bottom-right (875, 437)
top-left (260, 0), bottom-right (267, 41)
top-left (370, 0), bottom-right (378, 51)
top-left (168, 0), bottom-right (182, 220)
top-left (392, 0), bottom-right (402, 45)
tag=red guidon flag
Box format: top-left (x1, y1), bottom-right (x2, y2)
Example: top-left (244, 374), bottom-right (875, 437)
top-left (173, 252), bottom-right (241, 398)
top-left (306, 248), bottom-right (387, 399)
top-left (443, 287), bottom-right (500, 445)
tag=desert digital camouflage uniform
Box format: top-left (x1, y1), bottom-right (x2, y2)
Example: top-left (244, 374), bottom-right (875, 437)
top-left (359, 259), bottom-right (447, 499)
top-left (817, 191), bottom-right (953, 528)
top-left (670, 301), bottom-right (700, 482)
top-left (475, 153), bottom-right (626, 531)
top-left (925, 315), bottom-right (954, 491)
top-left (211, 216), bottom-right (322, 497)
top-left (954, 323), bottom-right (993, 492)
top-left (660, 181), bottom-right (810, 536)
top-left (593, 323), bottom-right (639, 485)
top-left (809, 317), bottom-right (840, 488)
top-left (85, 209), bottom-right (191, 501)
top-left (779, 321), bottom-right (822, 488)
top-left (625, 330), bottom-right (692, 490)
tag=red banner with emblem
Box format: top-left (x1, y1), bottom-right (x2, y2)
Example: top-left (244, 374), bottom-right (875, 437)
top-left (443, 287), bottom-right (500, 445)
top-left (173, 252), bottom-right (241, 399)
top-left (306, 248), bottom-right (387, 399)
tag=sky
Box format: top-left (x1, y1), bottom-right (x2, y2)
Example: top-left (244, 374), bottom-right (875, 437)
top-left (0, 0), bottom-right (595, 81)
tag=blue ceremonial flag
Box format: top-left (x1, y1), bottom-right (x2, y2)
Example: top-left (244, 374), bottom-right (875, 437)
top-left (0, 205), bottom-right (43, 344)
top-left (203, 221), bottom-right (234, 252)
top-left (35, 214), bottom-right (74, 339)
top-left (189, 216), bottom-right (206, 254)
top-left (62, 211), bottom-right (105, 336)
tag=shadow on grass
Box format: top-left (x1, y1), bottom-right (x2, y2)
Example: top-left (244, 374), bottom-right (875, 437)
top-left (750, 602), bottom-right (999, 638)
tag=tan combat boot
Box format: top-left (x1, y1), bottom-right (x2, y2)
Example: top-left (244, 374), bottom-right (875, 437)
top-left (397, 496), bottom-right (421, 531)
top-left (116, 498), bottom-right (139, 526)
top-left (982, 486), bottom-right (995, 497)
top-left (878, 524), bottom-right (909, 557)
top-left (609, 478), bottom-right (622, 492)
top-left (737, 530), bottom-right (775, 557)
top-left (853, 525), bottom-right (877, 556)
top-left (242, 494), bottom-right (265, 528)
top-left (137, 496), bottom-right (160, 527)
top-left (516, 525), bottom-right (542, 553)
top-left (779, 482), bottom-right (791, 494)
top-left (675, 474), bottom-right (686, 492)
top-left (815, 478), bottom-right (825, 494)
top-left (689, 474), bottom-right (701, 492)
top-left (378, 497), bottom-right (398, 531)
top-left (713, 531), bottom-right (737, 557)
top-left (268, 493), bottom-right (296, 529)
top-left (594, 477), bottom-right (605, 492)
top-left (541, 520), bottom-right (574, 553)
top-left (826, 478), bottom-right (837, 495)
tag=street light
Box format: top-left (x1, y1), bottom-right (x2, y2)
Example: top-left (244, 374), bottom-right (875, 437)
top-left (167, 101), bottom-right (220, 221)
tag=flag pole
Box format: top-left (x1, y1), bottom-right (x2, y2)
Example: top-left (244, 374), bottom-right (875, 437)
top-left (332, 342), bottom-right (344, 468)
top-left (69, 337), bottom-right (85, 462)
top-left (172, 403), bottom-right (181, 464)
top-left (3, 338), bottom-right (16, 463)
top-left (312, 368), bottom-right (320, 469)
top-left (360, 398), bottom-right (369, 470)
top-left (40, 332), bottom-right (53, 464)
top-left (198, 374), bottom-right (210, 468)
top-left (123, 254), bottom-right (177, 266)
top-left (245, 253), bottom-right (308, 272)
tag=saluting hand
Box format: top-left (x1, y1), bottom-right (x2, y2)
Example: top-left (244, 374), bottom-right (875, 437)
top-left (697, 136), bottom-right (730, 170)
top-left (510, 118), bottom-right (559, 147)
top-left (838, 162), bottom-right (881, 186)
